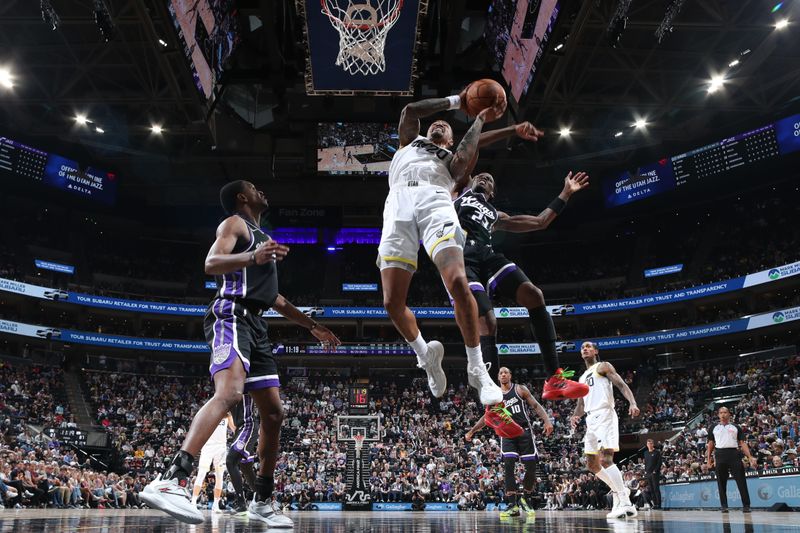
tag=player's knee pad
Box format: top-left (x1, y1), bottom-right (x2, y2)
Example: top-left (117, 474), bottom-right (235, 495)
top-left (504, 458), bottom-right (518, 492)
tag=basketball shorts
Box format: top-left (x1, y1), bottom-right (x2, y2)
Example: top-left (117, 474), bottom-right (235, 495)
top-left (462, 243), bottom-right (531, 316)
top-left (204, 298), bottom-right (280, 392)
top-left (377, 184), bottom-right (465, 272)
top-left (583, 408), bottom-right (619, 454)
top-left (230, 398), bottom-right (258, 464)
top-left (198, 445), bottom-right (227, 473)
top-left (501, 428), bottom-right (539, 462)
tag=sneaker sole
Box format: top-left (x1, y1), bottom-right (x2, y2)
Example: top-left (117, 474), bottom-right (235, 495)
top-left (140, 492), bottom-right (204, 525)
top-left (426, 341), bottom-right (447, 398)
top-left (246, 511), bottom-right (293, 528)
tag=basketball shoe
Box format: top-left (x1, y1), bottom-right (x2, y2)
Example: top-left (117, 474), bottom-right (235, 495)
top-left (468, 363), bottom-right (503, 405)
top-left (247, 497), bottom-right (293, 528)
top-left (140, 474), bottom-right (204, 524)
top-left (484, 404), bottom-right (524, 438)
top-left (417, 341), bottom-right (447, 398)
top-left (542, 368), bottom-right (589, 400)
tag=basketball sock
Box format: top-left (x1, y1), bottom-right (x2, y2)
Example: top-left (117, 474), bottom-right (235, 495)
top-left (479, 335), bottom-right (499, 383)
top-left (603, 465), bottom-right (628, 502)
top-left (465, 345), bottom-right (484, 370)
top-left (165, 450), bottom-right (194, 484)
top-left (595, 467), bottom-right (614, 492)
top-left (255, 475), bottom-right (274, 502)
top-left (528, 306), bottom-right (559, 376)
top-left (409, 332), bottom-right (428, 360)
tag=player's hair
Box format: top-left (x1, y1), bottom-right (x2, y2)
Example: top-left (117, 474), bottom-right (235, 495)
top-left (220, 180), bottom-right (248, 215)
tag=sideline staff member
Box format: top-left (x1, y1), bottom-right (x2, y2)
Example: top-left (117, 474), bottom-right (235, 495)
top-left (706, 406), bottom-right (757, 512)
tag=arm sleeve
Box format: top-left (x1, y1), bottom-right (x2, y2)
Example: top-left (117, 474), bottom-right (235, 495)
top-left (737, 425), bottom-right (745, 441)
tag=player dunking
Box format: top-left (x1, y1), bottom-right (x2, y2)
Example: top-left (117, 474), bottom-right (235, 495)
top-left (451, 167), bottom-right (591, 400)
top-left (141, 180), bottom-right (341, 526)
top-left (465, 367), bottom-right (553, 519)
top-left (226, 394), bottom-right (259, 513)
top-left (570, 341), bottom-right (640, 519)
top-left (190, 412), bottom-right (234, 512)
top-left (378, 86), bottom-right (506, 405)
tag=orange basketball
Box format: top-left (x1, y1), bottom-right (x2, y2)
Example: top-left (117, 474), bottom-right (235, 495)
top-left (464, 79), bottom-right (506, 118)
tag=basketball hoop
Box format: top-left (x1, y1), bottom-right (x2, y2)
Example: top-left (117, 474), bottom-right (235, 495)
top-left (353, 434), bottom-right (366, 455)
top-left (321, 0), bottom-right (404, 76)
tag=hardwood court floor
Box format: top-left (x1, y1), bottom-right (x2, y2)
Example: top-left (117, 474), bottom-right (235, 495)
top-left (0, 508), bottom-right (796, 532)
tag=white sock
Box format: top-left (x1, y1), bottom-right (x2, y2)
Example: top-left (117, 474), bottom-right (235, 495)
top-left (465, 345), bottom-right (483, 369)
top-left (595, 467), bottom-right (614, 491)
top-left (408, 332), bottom-right (428, 359)
top-left (603, 465), bottom-right (628, 500)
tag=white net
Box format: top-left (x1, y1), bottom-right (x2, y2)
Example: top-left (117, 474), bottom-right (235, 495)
top-left (321, 0), bottom-right (403, 76)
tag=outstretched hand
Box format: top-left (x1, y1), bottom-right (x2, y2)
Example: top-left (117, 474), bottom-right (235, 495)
top-left (515, 121), bottom-right (544, 142)
top-left (477, 95), bottom-right (507, 123)
top-left (561, 171), bottom-right (590, 197)
top-left (311, 324), bottom-right (342, 352)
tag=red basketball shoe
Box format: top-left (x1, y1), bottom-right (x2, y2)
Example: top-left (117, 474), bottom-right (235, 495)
top-left (484, 404), bottom-right (524, 439)
top-left (542, 368), bottom-right (589, 401)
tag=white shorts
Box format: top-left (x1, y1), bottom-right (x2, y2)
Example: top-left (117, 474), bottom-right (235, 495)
top-left (377, 185), bottom-right (465, 272)
top-left (198, 445), bottom-right (227, 473)
top-left (583, 408), bottom-right (619, 455)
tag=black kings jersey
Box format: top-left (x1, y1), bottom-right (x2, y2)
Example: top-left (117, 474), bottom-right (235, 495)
top-left (454, 189), bottom-right (498, 247)
top-left (215, 215), bottom-right (279, 308)
top-left (502, 383), bottom-right (533, 430)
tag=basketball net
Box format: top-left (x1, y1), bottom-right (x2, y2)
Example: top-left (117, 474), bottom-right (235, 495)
top-left (321, 0), bottom-right (403, 76)
top-left (353, 434), bottom-right (365, 457)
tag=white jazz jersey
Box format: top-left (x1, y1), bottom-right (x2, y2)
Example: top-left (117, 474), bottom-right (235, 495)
top-left (203, 418), bottom-right (228, 451)
top-left (579, 363), bottom-right (619, 454)
top-left (197, 418), bottom-right (228, 472)
top-left (579, 362), bottom-right (615, 413)
top-left (388, 135), bottom-right (453, 190)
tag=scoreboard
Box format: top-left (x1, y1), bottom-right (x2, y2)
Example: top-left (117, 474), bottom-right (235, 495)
top-left (46, 428), bottom-right (88, 447)
top-left (348, 385), bottom-right (369, 414)
top-left (605, 113), bottom-right (800, 207)
top-left (0, 136), bottom-right (117, 205)
top-left (274, 343), bottom-right (413, 356)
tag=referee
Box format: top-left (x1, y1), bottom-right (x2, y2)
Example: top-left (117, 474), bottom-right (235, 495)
top-left (705, 406), bottom-right (757, 513)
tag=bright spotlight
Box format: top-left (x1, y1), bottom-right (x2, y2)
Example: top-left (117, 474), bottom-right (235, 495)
top-left (95, 126), bottom-right (105, 134)
top-left (633, 118), bottom-right (647, 129)
top-left (775, 19), bottom-right (789, 30)
top-left (707, 74), bottom-right (725, 94)
top-left (559, 127), bottom-right (571, 137)
top-left (151, 124), bottom-right (163, 134)
top-left (0, 68), bottom-right (13, 89)
top-left (75, 114), bottom-right (89, 125)
top-left (614, 131), bottom-right (624, 138)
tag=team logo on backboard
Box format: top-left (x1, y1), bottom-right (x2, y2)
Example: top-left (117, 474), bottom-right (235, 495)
top-left (213, 343), bottom-right (232, 364)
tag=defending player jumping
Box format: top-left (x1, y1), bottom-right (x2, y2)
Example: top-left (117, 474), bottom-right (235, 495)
top-left (378, 85), bottom-right (506, 406)
top-left (141, 180), bottom-right (341, 526)
top-left (452, 166), bottom-right (590, 401)
top-left (570, 341), bottom-right (640, 519)
top-left (465, 367), bottom-right (553, 519)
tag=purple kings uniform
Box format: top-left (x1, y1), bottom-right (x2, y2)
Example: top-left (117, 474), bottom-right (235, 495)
top-left (203, 215), bottom-right (280, 391)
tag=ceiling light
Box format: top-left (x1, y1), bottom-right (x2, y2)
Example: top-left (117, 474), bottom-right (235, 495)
top-left (75, 114), bottom-right (89, 125)
top-left (728, 59), bottom-right (740, 68)
top-left (554, 43), bottom-right (564, 51)
top-left (95, 126), bottom-right (104, 134)
top-left (775, 19), bottom-right (789, 30)
top-left (158, 38), bottom-right (168, 47)
top-left (772, 2), bottom-right (783, 13)
top-left (151, 124), bottom-right (163, 134)
top-left (633, 118), bottom-right (647, 129)
top-left (707, 74), bottom-right (725, 93)
top-left (0, 67), bottom-right (13, 89)
top-left (559, 127), bottom-right (571, 137)
top-left (614, 131), bottom-right (624, 138)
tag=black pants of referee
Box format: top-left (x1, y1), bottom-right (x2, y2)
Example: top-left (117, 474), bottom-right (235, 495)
top-left (715, 449), bottom-right (750, 508)
top-left (645, 473), bottom-right (661, 508)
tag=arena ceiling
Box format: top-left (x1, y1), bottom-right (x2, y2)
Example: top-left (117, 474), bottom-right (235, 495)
top-left (1, 0), bottom-right (799, 209)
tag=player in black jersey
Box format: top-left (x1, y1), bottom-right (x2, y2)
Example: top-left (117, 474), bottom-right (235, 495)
top-left (141, 180), bottom-right (341, 527)
top-left (452, 166), bottom-right (590, 401)
top-left (226, 394), bottom-right (259, 513)
top-left (465, 367), bottom-right (553, 519)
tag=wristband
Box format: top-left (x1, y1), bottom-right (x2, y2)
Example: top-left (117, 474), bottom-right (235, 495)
top-left (548, 197), bottom-right (567, 215)
top-left (446, 95), bottom-right (461, 110)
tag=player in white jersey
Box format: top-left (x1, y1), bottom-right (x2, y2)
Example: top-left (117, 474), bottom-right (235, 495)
top-left (570, 342), bottom-right (640, 519)
top-left (378, 87), bottom-right (506, 406)
top-left (191, 413), bottom-right (234, 513)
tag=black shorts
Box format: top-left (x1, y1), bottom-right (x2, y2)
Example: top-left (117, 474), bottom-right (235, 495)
top-left (203, 298), bottom-right (280, 392)
top-left (501, 429), bottom-right (539, 462)
top-left (463, 244), bottom-right (531, 316)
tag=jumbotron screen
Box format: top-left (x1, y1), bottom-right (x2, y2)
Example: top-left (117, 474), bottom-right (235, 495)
top-left (317, 123), bottom-right (399, 176)
top-left (167, 0), bottom-right (240, 103)
top-left (485, 0), bottom-right (561, 103)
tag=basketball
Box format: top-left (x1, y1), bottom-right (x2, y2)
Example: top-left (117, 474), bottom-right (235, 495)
top-left (464, 79), bottom-right (506, 118)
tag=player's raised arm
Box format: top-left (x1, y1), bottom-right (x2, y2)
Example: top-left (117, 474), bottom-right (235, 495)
top-left (204, 217), bottom-right (289, 275)
top-left (450, 103), bottom-right (505, 182)
top-left (517, 385), bottom-right (553, 436)
top-left (398, 88), bottom-right (470, 148)
top-left (493, 172), bottom-right (589, 233)
top-left (478, 121), bottom-right (545, 148)
top-left (465, 415), bottom-right (487, 442)
top-left (597, 362), bottom-right (639, 417)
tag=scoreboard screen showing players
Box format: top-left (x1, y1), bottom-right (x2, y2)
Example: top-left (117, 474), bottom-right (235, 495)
top-left (485, 0), bottom-right (561, 103)
top-left (0, 136), bottom-right (117, 205)
top-left (317, 123), bottom-right (399, 176)
top-left (605, 113), bottom-right (800, 207)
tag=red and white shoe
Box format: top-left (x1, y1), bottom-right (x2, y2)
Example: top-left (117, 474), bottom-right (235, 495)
top-left (140, 474), bottom-right (204, 524)
top-left (542, 368), bottom-right (589, 401)
top-left (484, 404), bottom-right (524, 439)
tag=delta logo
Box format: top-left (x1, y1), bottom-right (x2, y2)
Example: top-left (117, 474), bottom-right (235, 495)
top-left (773, 312), bottom-right (785, 324)
top-left (499, 344), bottom-right (510, 354)
top-left (499, 308), bottom-right (510, 318)
top-left (768, 269), bottom-right (781, 280)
